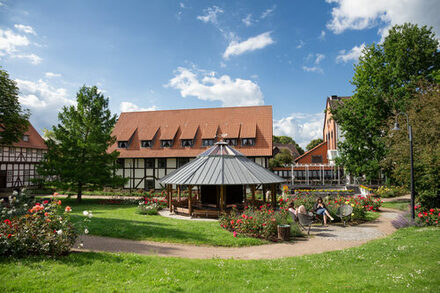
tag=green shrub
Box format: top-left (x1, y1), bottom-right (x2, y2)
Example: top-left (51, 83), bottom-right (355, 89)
top-left (0, 189), bottom-right (35, 221)
top-left (375, 185), bottom-right (407, 198)
top-left (137, 197), bottom-right (167, 215)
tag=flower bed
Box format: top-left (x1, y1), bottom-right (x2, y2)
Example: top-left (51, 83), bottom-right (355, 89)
top-left (219, 205), bottom-right (290, 241)
top-left (415, 204), bottom-right (440, 226)
top-left (138, 197), bottom-right (167, 215)
top-left (0, 195), bottom-right (79, 257)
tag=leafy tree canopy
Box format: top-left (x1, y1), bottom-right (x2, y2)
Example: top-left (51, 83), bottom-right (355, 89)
top-left (36, 86), bottom-right (126, 201)
top-left (273, 135), bottom-right (304, 155)
top-left (306, 138), bottom-right (323, 151)
top-left (269, 148), bottom-right (293, 169)
top-left (0, 67), bottom-right (29, 145)
top-left (332, 23), bottom-right (440, 180)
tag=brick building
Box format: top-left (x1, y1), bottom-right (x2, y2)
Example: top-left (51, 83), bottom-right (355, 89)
top-left (108, 106), bottom-right (273, 190)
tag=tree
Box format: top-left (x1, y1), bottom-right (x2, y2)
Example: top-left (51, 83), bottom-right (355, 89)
top-left (273, 135), bottom-right (304, 155)
top-left (386, 83), bottom-right (440, 207)
top-left (0, 67), bottom-right (29, 145)
top-left (306, 138), bottom-right (323, 151)
top-left (332, 23), bottom-right (440, 180)
top-left (269, 149), bottom-right (293, 169)
top-left (37, 86), bottom-right (126, 201)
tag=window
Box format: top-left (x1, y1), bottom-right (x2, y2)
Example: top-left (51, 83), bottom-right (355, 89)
top-left (116, 158), bottom-right (124, 168)
top-left (158, 158), bottom-right (166, 168)
top-left (23, 135), bottom-right (29, 142)
top-left (241, 138), bottom-right (255, 146)
top-left (202, 139), bottom-right (214, 147)
top-left (181, 139), bottom-right (193, 147)
top-left (160, 140), bottom-right (173, 148)
top-left (141, 140), bottom-right (153, 148)
top-left (225, 138), bottom-right (237, 146)
top-left (145, 158), bottom-right (154, 168)
top-left (311, 155), bottom-right (323, 163)
top-left (118, 141), bottom-right (128, 148)
top-left (177, 158), bottom-right (189, 168)
top-left (145, 180), bottom-right (155, 191)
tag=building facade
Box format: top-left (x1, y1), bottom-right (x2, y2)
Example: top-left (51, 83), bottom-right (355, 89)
top-left (108, 106), bottom-right (274, 190)
top-left (0, 123), bottom-right (47, 189)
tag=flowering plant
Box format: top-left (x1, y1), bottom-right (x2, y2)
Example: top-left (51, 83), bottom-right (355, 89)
top-left (219, 205), bottom-right (291, 241)
top-left (415, 204), bottom-right (440, 226)
top-left (0, 193), bottom-right (79, 256)
top-left (138, 197), bottom-right (167, 215)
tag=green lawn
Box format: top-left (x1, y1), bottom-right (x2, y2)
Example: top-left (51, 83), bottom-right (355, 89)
top-left (1, 227), bottom-right (439, 292)
top-left (382, 200), bottom-right (411, 212)
top-left (62, 198), bottom-right (267, 247)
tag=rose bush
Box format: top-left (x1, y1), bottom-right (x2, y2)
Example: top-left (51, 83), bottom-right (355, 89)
top-left (415, 204), bottom-right (440, 226)
top-left (0, 195), bottom-right (79, 257)
top-left (219, 205), bottom-right (290, 241)
top-left (138, 197), bottom-right (167, 215)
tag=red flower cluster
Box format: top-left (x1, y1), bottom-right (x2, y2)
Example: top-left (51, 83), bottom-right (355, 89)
top-left (416, 205), bottom-right (440, 226)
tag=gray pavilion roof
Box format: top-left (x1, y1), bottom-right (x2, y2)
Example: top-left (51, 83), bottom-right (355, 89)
top-left (160, 141), bottom-right (285, 186)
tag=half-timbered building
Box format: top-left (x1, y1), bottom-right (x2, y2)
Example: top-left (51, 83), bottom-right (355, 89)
top-left (108, 106), bottom-right (273, 190)
top-left (0, 123), bottom-right (47, 189)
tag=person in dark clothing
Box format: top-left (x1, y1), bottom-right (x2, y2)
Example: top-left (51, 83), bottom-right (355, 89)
top-left (313, 197), bottom-right (334, 226)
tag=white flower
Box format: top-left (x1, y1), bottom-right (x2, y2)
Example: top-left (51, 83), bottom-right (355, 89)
top-left (79, 243), bottom-right (84, 248)
top-left (84, 228), bottom-right (89, 234)
top-left (87, 213), bottom-right (93, 218)
top-left (82, 211), bottom-right (89, 216)
top-left (12, 190), bottom-right (18, 196)
top-left (56, 229), bottom-right (63, 235)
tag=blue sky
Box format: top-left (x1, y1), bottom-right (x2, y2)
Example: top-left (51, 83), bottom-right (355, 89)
top-left (1, 0), bottom-right (439, 148)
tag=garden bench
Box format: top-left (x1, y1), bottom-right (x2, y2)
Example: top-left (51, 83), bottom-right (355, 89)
top-left (192, 209), bottom-right (219, 218)
top-left (336, 204), bottom-right (353, 226)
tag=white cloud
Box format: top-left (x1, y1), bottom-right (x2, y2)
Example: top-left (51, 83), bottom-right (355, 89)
top-left (319, 30), bottom-right (326, 39)
top-left (336, 43), bottom-right (366, 63)
top-left (326, 0), bottom-right (440, 39)
top-left (179, 3), bottom-right (185, 9)
top-left (223, 32), bottom-right (274, 59)
top-left (14, 24), bottom-right (36, 35)
top-left (45, 72), bottom-right (61, 78)
top-left (11, 53), bottom-right (42, 64)
top-left (314, 53), bottom-right (325, 64)
top-left (120, 102), bottom-right (158, 112)
top-left (296, 40), bottom-right (305, 49)
top-left (242, 14), bottom-right (253, 26)
top-left (15, 79), bottom-right (76, 130)
top-left (302, 66), bottom-right (324, 74)
top-left (167, 67), bottom-right (264, 107)
top-left (197, 6), bottom-right (223, 24)
top-left (0, 28), bottom-right (29, 55)
top-left (261, 5), bottom-right (276, 19)
top-left (274, 112), bottom-right (325, 149)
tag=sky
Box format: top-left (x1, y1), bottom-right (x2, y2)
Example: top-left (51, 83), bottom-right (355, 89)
top-left (1, 0), bottom-right (439, 148)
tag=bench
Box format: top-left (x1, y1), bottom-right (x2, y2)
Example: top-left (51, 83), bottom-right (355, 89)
top-left (192, 209), bottom-right (219, 218)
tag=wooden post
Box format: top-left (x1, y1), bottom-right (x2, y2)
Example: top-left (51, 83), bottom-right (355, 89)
top-left (220, 185), bottom-right (225, 212)
top-left (271, 184), bottom-right (276, 208)
top-left (188, 185), bottom-right (192, 216)
top-left (262, 185), bottom-right (267, 203)
top-left (251, 185), bottom-right (256, 204)
top-left (243, 185), bottom-right (246, 203)
top-left (168, 185), bottom-right (172, 212)
top-left (177, 185), bottom-right (181, 202)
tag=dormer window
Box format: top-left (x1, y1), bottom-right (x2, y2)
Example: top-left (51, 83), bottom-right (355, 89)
top-left (118, 141), bottom-right (128, 148)
top-left (141, 140), bottom-right (153, 148)
top-left (161, 140), bottom-right (173, 148)
top-left (23, 135), bottom-right (29, 142)
top-left (202, 139), bottom-right (214, 147)
top-left (225, 138), bottom-right (237, 146)
top-left (241, 138), bottom-right (255, 146)
top-left (181, 139), bottom-right (193, 147)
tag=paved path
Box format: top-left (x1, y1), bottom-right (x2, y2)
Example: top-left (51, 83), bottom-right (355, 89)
top-left (74, 208), bottom-right (401, 259)
top-left (381, 194), bottom-right (410, 202)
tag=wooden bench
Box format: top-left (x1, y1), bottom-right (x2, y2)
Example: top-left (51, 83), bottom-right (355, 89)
top-left (192, 209), bottom-right (219, 218)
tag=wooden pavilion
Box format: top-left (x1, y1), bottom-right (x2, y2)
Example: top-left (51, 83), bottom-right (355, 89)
top-left (160, 141), bottom-right (285, 217)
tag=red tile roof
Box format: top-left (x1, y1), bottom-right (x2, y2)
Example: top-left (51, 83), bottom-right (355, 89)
top-left (109, 106), bottom-right (273, 158)
top-left (2, 122), bottom-right (48, 149)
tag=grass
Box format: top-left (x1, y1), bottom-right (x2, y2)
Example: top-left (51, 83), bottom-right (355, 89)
top-left (62, 198), bottom-right (267, 247)
top-left (382, 200), bottom-right (411, 212)
top-left (1, 227), bottom-right (439, 292)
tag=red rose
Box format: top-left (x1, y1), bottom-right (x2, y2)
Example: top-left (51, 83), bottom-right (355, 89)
top-left (418, 213), bottom-right (423, 218)
top-left (3, 219), bottom-right (11, 226)
top-left (43, 200), bottom-right (49, 205)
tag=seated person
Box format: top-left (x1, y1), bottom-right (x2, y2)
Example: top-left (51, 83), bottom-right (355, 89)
top-left (288, 202), bottom-right (307, 220)
top-left (313, 197), bottom-right (334, 226)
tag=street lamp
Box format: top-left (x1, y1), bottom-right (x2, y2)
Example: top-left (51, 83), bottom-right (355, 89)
top-left (392, 112), bottom-right (415, 220)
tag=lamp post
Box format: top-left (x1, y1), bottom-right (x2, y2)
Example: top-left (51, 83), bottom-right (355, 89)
top-left (392, 112), bottom-right (415, 220)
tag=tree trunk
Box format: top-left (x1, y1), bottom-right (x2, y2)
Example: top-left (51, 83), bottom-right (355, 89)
top-left (77, 183), bottom-right (83, 202)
